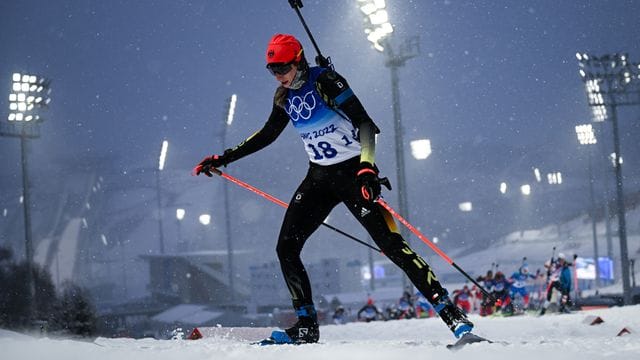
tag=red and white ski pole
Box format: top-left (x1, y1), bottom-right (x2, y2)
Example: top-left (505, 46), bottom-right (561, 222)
top-left (209, 167), bottom-right (382, 253)
top-left (376, 198), bottom-right (493, 300)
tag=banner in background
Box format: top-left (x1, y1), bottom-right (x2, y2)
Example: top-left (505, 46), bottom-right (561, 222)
top-left (575, 257), bottom-right (614, 280)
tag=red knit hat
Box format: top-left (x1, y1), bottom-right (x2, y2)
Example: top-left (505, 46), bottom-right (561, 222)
top-left (266, 34), bottom-right (303, 64)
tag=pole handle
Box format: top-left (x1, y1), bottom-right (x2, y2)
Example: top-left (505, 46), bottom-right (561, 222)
top-left (288, 0), bottom-right (303, 8)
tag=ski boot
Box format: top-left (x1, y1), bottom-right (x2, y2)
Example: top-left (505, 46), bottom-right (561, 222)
top-left (558, 295), bottom-right (572, 314)
top-left (539, 300), bottom-right (550, 316)
top-left (433, 292), bottom-right (474, 338)
top-left (268, 304), bottom-right (319, 344)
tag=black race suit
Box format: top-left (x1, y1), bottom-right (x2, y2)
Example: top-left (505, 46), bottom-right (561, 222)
top-left (221, 66), bottom-right (447, 309)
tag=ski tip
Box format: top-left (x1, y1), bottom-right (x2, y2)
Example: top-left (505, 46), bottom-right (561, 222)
top-left (446, 333), bottom-right (492, 350)
top-left (252, 337), bottom-right (277, 346)
top-left (252, 330), bottom-right (296, 346)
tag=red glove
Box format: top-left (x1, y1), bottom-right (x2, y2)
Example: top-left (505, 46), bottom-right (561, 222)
top-left (356, 162), bottom-right (391, 202)
top-left (193, 153), bottom-right (228, 177)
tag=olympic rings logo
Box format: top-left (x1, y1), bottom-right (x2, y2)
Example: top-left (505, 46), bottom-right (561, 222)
top-left (286, 91), bottom-right (316, 121)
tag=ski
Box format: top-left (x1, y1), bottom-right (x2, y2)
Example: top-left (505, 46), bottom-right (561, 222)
top-left (252, 330), bottom-right (291, 346)
top-left (189, 326), bottom-right (305, 345)
top-left (446, 332), bottom-right (492, 350)
top-left (188, 326), bottom-right (272, 342)
top-left (251, 329), bottom-right (312, 346)
top-left (252, 337), bottom-right (282, 346)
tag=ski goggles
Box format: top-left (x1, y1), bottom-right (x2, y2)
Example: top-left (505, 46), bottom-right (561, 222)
top-left (266, 61), bottom-right (295, 76)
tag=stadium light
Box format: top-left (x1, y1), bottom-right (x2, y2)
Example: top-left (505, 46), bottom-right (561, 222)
top-left (533, 168), bottom-right (542, 183)
top-left (158, 140), bottom-right (169, 171)
top-left (357, 0), bottom-right (394, 52)
top-left (198, 214), bottom-right (211, 226)
top-left (499, 182), bottom-right (507, 194)
top-left (226, 94), bottom-right (237, 126)
top-left (7, 72), bottom-right (51, 124)
top-left (458, 202), bottom-right (472, 212)
top-left (520, 184), bottom-right (531, 196)
top-left (584, 79), bottom-right (607, 122)
top-left (410, 139), bottom-right (431, 160)
top-left (575, 124), bottom-right (597, 145)
top-left (547, 172), bottom-right (563, 185)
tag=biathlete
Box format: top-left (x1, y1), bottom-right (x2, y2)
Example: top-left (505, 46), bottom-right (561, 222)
top-left (194, 34), bottom-right (475, 344)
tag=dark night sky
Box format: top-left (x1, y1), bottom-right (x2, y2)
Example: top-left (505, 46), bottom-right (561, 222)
top-left (1, 1), bottom-right (640, 298)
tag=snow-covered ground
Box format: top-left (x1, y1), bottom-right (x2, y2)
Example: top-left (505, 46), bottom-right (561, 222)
top-left (2, 305), bottom-right (639, 360)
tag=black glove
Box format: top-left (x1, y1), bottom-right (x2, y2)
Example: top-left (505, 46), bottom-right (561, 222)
top-left (193, 150), bottom-right (230, 177)
top-left (356, 162), bottom-right (391, 202)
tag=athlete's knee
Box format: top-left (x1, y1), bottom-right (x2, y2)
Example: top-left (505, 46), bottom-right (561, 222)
top-left (382, 235), bottom-right (422, 264)
top-left (375, 233), bottom-right (407, 255)
top-left (276, 234), bottom-right (303, 261)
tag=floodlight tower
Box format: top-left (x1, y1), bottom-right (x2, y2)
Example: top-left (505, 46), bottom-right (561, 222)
top-left (176, 208), bottom-right (186, 252)
top-left (577, 52), bottom-right (640, 305)
top-left (156, 140), bottom-right (168, 254)
top-left (357, 0), bottom-right (419, 288)
top-left (575, 124), bottom-right (600, 288)
top-left (1, 72), bottom-right (52, 322)
top-left (221, 94), bottom-right (237, 301)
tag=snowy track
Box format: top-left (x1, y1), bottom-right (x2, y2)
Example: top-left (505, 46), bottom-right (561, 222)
top-left (3, 305), bottom-right (639, 360)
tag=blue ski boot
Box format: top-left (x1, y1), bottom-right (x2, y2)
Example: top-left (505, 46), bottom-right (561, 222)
top-left (433, 292), bottom-right (474, 338)
top-left (265, 305), bottom-right (319, 345)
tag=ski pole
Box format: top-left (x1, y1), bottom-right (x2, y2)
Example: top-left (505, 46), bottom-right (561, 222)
top-left (573, 253), bottom-right (579, 301)
top-left (210, 167), bottom-right (382, 253)
top-left (376, 198), bottom-right (493, 300)
top-left (546, 246), bottom-right (556, 280)
top-left (287, 0), bottom-right (332, 69)
top-left (540, 246), bottom-right (557, 308)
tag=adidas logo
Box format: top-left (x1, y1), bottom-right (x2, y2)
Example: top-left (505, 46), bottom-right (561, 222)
top-left (360, 207), bottom-right (371, 217)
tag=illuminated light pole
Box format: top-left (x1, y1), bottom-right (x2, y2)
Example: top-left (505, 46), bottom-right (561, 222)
top-left (221, 94), bottom-right (237, 302)
top-left (575, 124), bottom-right (600, 288)
top-left (1, 72), bottom-right (52, 323)
top-left (198, 213), bottom-right (211, 251)
top-left (155, 140), bottom-right (169, 293)
top-left (176, 208), bottom-right (185, 252)
top-left (577, 52), bottom-right (640, 305)
top-left (156, 140), bottom-right (168, 254)
top-left (518, 184), bottom-right (532, 235)
top-left (357, 0), bottom-right (419, 289)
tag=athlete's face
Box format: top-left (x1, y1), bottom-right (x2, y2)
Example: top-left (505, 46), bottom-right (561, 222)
top-left (274, 63), bottom-right (298, 88)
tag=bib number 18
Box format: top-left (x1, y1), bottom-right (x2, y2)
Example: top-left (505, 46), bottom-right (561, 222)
top-left (308, 141), bottom-right (338, 160)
